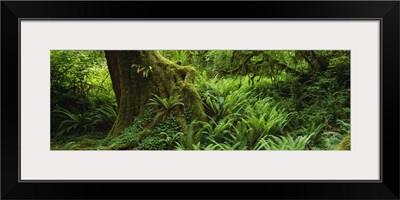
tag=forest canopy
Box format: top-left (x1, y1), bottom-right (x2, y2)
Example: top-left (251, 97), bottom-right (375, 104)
top-left (51, 50), bottom-right (350, 150)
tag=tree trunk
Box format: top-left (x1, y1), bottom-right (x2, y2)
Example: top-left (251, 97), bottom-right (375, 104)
top-left (104, 50), bottom-right (206, 136)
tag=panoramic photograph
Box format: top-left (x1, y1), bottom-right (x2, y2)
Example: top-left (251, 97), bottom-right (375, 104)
top-left (51, 50), bottom-right (350, 150)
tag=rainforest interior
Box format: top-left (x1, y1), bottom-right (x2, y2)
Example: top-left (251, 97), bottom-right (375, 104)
top-left (51, 50), bottom-right (350, 150)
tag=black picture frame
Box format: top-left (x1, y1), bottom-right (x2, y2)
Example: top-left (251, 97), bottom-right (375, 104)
top-left (1, 1), bottom-right (399, 199)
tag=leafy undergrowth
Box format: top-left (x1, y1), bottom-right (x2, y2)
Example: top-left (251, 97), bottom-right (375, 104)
top-left (51, 50), bottom-right (351, 151)
top-left (52, 70), bottom-right (350, 151)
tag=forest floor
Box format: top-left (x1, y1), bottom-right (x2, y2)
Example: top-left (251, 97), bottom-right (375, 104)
top-left (51, 132), bottom-right (111, 150)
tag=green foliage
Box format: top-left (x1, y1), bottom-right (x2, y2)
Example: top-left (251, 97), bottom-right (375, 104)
top-left (315, 132), bottom-right (344, 150)
top-left (108, 118), bottom-right (144, 149)
top-left (337, 120), bottom-right (350, 135)
top-left (334, 135), bottom-right (351, 150)
top-left (62, 142), bottom-right (81, 150)
top-left (152, 116), bottom-right (183, 150)
top-left (174, 120), bottom-right (210, 150)
top-left (246, 100), bottom-right (291, 134)
top-left (152, 115), bottom-right (181, 133)
top-left (255, 134), bottom-right (312, 150)
top-left (54, 108), bottom-right (93, 137)
top-left (139, 136), bottom-right (167, 150)
top-left (148, 93), bottom-right (184, 122)
top-left (51, 50), bottom-right (350, 151)
top-left (160, 131), bottom-right (183, 150)
top-left (202, 92), bottom-right (228, 121)
top-left (91, 104), bottom-right (118, 132)
top-left (51, 50), bottom-right (115, 134)
top-left (159, 50), bottom-right (189, 65)
top-left (132, 64), bottom-right (153, 78)
top-left (53, 102), bottom-right (117, 138)
top-left (51, 50), bottom-right (110, 106)
top-left (105, 112), bottom-right (184, 150)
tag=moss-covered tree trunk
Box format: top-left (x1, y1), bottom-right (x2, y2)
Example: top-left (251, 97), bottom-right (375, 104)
top-left (104, 51), bottom-right (206, 136)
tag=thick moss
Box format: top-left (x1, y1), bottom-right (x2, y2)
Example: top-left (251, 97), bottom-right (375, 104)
top-left (176, 115), bottom-right (188, 134)
top-left (105, 51), bottom-right (206, 136)
top-left (335, 135), bottom-right (350, 150)
top-left (109, 143), bottom-right (135, 150)
top-left (79, 138), bottom-right (98, 148)
top-left (180, 82), bottom-right (207, 122)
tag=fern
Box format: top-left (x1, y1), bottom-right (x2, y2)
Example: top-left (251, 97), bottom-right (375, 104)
top-left (208, 138), bottom-right (245, 150)
top-left (159, 131), bottom-right (183, 150)
top-left (54, 108), bottom-right (93, 137)
top-left (62, 142), bottom-right (80, 150)
top-left (202, 92), bottom-right (228, 120)
top-left (91, 104), bottom-right (118, 130)
top-left (337, 120), bottom-right (350, 135)
top-left (256, 134), bottom-right (312, 150)
top-left (175, 120), bottom-right (210, 150)
top-left (148, 93), bottom-right (184, 122)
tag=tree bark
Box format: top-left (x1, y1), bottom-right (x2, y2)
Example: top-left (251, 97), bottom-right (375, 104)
top-left (104, 50), bottom-right (206, 136)
top-left (104, 52), bottom-right (121, 108)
